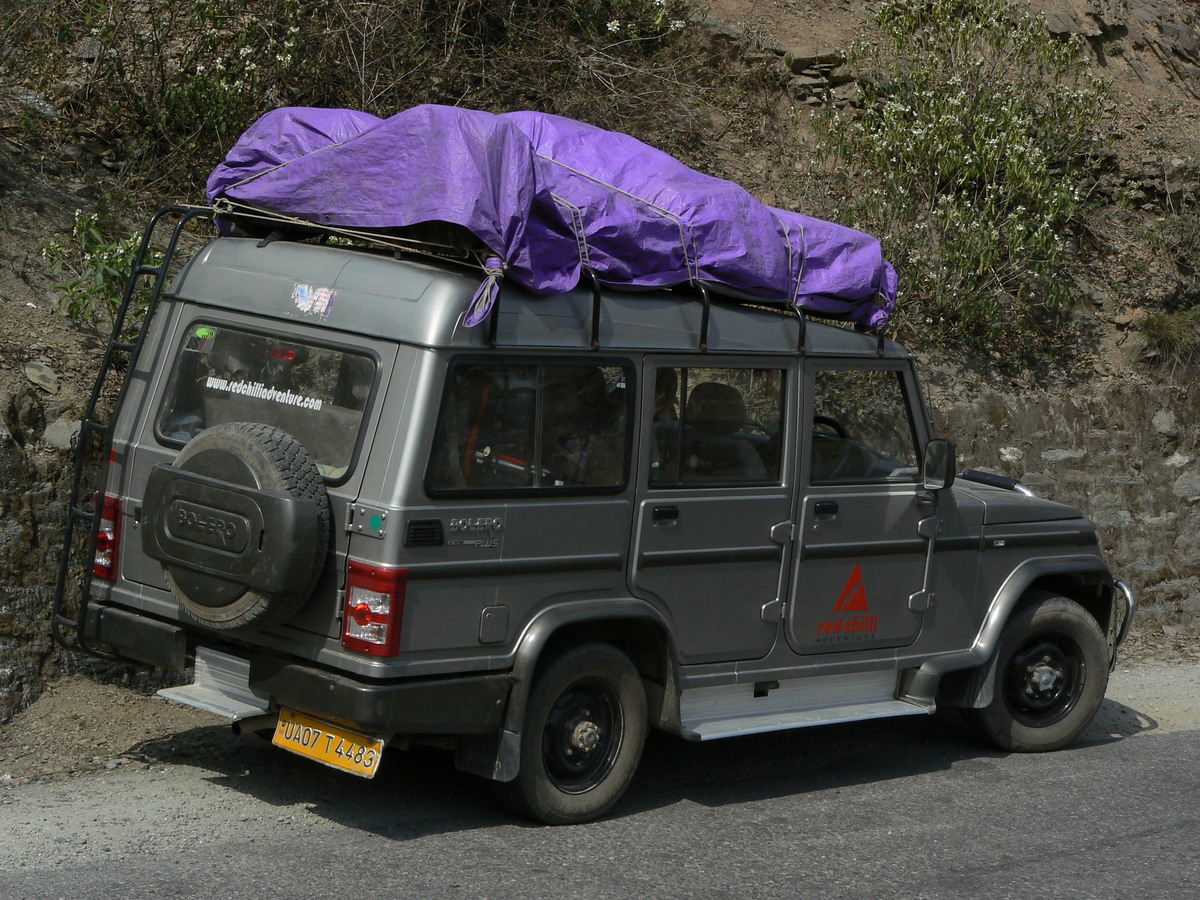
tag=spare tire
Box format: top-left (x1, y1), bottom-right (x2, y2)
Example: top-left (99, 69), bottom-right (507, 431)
top-left (142, 422), bottom-right (331, 631)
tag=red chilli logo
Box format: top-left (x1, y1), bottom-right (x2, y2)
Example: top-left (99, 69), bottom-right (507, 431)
top-left (816, 563), bottom-right (880, 640)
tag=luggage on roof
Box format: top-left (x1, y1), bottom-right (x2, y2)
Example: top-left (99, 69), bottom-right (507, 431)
top-left (207, 104), bottom-right (897, 330)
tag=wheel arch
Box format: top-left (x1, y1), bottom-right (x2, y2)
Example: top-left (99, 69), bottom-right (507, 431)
top-left (1017, 572), bottom-right (1114, 637)
top-left (992, 557), bottom-right (1116, 640)
top-left (504, 599), bottom-right (678, 738)
top-left (919, 556), bottom-right (1115, 709)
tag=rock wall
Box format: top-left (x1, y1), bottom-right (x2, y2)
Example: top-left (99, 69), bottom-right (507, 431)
top-left (0, 389), bottom-right (67, 724)
top-left (0, 384), bottom-right (160, 725)
top-left (933, 374), bottom-right (1200, 637)
top-left (1030, 0), bottom-right (1200, 98)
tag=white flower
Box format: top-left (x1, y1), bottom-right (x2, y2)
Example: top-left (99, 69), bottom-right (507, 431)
top-left (607, 20), bottom-right (621, 33)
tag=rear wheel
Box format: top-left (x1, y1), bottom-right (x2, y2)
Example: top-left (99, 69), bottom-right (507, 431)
top-left (495, 643), bottom-right (647, 825)
top-left (962, 594), bottom-right (1108, 752)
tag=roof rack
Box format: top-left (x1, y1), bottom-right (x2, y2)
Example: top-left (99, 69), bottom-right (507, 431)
top-left (213, 199), bottom-right (879, 353)
top-left (213, 198), bottom-right (491, 273)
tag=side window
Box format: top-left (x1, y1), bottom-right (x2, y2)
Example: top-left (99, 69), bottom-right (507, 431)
top-left (651, 366), bottom-right (784, 486)
top-left (428, 361), bottom-right (631, 493)
top-left (809, 367), bottom-right (919, 484)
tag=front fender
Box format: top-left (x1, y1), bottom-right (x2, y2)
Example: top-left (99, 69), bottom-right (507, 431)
top-left (905, 555), bottom-right (1114, 706)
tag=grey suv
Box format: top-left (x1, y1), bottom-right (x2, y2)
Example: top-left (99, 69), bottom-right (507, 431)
top-left (55, 208), bottom-right (1135, 824)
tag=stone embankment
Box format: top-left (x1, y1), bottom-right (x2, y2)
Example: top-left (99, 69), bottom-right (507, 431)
top-left (934, 376), bottom-right (1199, 639)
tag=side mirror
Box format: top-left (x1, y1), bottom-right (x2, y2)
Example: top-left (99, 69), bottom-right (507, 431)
top-left (923, 439), bottom-right (956, 491)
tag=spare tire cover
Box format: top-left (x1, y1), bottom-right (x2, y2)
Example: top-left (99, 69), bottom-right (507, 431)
top-left (150, 422), bottom-right (331, 630)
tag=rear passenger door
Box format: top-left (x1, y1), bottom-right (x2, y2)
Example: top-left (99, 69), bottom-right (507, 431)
top-left (630, 360), bottom-right (793, 664)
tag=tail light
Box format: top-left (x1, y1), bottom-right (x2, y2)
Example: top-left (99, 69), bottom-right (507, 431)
top-left (93, 494), bottom-right (121, 580)
top-left (343, 561), bottom-right (407, 656)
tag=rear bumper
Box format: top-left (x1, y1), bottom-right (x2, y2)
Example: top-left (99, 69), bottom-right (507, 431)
top-left (84, 602), bottom-right (511, 736)
top-left (247, 654), bottom-right (511, 736)
top-left (84, 603), bottom-right (189, 670)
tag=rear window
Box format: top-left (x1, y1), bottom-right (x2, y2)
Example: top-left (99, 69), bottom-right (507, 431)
top-left (157, 323), bottom-right (375, 480)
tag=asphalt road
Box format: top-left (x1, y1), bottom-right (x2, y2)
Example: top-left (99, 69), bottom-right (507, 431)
top-left (1, 672), bottom-right (1197, 900)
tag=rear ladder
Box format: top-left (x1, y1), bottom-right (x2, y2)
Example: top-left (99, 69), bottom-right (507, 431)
top-left (51, 205), bottom-right (214, 657)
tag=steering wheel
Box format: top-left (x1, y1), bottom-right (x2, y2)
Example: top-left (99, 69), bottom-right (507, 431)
top-left (813, 414), bottom-right (850, 440)
top-left (811, 415), bottom-right (857, 481)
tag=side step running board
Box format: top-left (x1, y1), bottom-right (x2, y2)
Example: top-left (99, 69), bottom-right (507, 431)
top-left (679, 669), bottom-right (932, 741)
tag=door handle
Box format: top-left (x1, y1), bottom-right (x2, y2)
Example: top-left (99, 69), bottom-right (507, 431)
top-left (814, 500), bottom-right (839, 518)
top-left (652, 505), bottom-right (680, 523)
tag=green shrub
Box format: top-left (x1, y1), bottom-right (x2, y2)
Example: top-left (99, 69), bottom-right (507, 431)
top-left (9, 0), bottom-right (697, 193)
top-left (813, 0), bottom-right (1106, 364)
top-left (42, 210), bottom-right (158, 329)
top-left (1136, 200), bottom-right (1200, 364)
top-left (1141, 308), bottom-right (1200, 366)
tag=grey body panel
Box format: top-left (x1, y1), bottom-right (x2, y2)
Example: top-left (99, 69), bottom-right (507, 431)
top-left (631, 489), bottom-right (789, 663)
top-left (788, 486), bottom-right (931, 653)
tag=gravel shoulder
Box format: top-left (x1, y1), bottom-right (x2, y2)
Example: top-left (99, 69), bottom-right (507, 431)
top-left (1, 657), bottom-right (1197, 787)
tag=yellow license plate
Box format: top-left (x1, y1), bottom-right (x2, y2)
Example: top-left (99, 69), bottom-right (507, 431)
top-left (272, 708), bottom-right (384, 778)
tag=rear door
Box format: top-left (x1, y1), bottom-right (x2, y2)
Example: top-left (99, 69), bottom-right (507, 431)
top-left (630, 360), bottom-right (793, 664)
top-left (785, 361), bottom-right (931, 655)
top-left (120, 314), bottom-right (392, 637)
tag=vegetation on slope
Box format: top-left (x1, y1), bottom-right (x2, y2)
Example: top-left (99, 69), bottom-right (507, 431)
top-left (3, 0), bottom-right (699, 188)
top-left (815, 0), bottom-right (1107, 365)
top-left (2, 0), bottom-right (1197, 370)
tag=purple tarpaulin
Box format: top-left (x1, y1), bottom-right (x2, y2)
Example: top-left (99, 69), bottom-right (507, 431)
top-left (207, 105), bottom-right (896, 329)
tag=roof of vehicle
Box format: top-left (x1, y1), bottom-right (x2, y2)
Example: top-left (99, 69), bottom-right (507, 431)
top-left (169, 237), bottom-right (911, 359)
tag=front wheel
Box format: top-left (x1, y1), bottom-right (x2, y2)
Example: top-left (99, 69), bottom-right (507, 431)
top-left (495, 643), bottom-right (647, 825)
top-left (962, 594), bottom-right (1108, 752)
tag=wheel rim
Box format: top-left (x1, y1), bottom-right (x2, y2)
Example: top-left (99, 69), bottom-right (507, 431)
top-left (1003, 634), bottom-right (1085, 728)
top-left (541, 676), bottom-right (623, 794)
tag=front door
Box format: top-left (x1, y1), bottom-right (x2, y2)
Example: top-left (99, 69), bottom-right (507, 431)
top-left (630, 362), bottom-right (793, 664)
top-left (786, 362), bottom-right (933, 655)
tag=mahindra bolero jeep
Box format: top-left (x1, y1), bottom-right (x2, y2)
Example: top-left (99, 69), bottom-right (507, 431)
top-left (55, 214), bottom-right (1135, 824)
